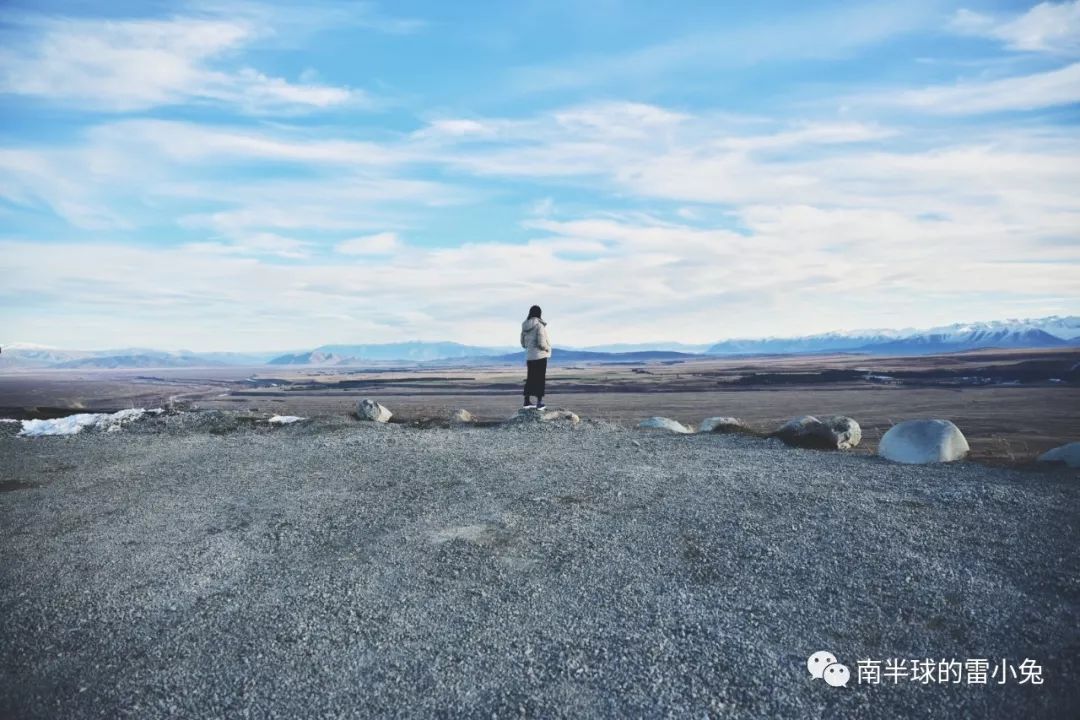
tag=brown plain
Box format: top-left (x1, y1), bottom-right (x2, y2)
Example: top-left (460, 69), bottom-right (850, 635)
top-left (1, 348), bottom-right (1076, 465)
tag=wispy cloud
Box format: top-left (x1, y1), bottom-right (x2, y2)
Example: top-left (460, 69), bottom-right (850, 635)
top-left (90, 120), bottom-right (407, 166)
top-left (0, 15), bottom-right (361, 112)
top-left (881, 62), bottom-right (1080, 114)
top-left (951, 1), bottom-right (1080, 55)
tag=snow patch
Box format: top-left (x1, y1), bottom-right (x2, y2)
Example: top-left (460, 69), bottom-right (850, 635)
top-left (268, 415), bottom-right (305, 424)
top-left (18, 408), bottom-right (151, 437)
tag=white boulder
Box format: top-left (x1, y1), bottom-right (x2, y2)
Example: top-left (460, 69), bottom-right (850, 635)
top-left (772, 415), bottom-right (861, 450)
top-left (638, 417), bottom-right (694, 434)
top-left (878, 419), bottom-right (969, 464)
top-left (1037, 442), bottom-right (1080, 468)
top-left (356, 398), bottom-right (393, 423)
top-left (506, 407), bottom-right (579, 425)
top-left (700, 416), bottom-right (751, 434)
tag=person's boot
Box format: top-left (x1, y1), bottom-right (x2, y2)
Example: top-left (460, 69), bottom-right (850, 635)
top-left (536, 397), bottom-right (546, 409)
top-left (523, 396), bottom-right (536, 409)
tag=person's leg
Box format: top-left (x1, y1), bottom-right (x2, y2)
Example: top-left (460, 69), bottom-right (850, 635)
top-left (524, 360), bottom-right (538, 406)
top-left (535, 358), bottom-right (548, 408)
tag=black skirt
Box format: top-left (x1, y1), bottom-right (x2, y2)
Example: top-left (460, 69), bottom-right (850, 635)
top-left (525, 358), bottom-right (547, 397)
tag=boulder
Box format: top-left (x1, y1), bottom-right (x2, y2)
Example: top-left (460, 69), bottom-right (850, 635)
top-left (700, 416), bottom-right (753, 435)
top-left (878, 419), bottom-right (969, 464)
top-left (821, 415), bottom-right (862, 450)
top-left (638, 417), bottom-right (694, 434)
top-left (1037, 442), bottom-right (1080, 469)
top-left (356, 398), bottom-right (393, 423)
top-left (506, 407), bottom-right (580, 425)
top-left (772, 415), bottom-right (861, 450)
top-left (451, 409), bottom-right (474, 425)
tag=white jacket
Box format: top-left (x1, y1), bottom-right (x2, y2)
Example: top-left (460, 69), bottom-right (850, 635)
top-left (520, 317), bottom-right (551, 361)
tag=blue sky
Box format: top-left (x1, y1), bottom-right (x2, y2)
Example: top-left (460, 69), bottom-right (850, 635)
top-left (1, 0), bottom-right (1078, 350)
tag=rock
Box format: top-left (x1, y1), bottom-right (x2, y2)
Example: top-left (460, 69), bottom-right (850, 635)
top-left (638, 417), bottom-right (694, 434)
top-left (773, 415), bottom-right (823, 446)
top-left (821, 415), bottom-right (862, 449)
top-left (356, 398), bottom-right (392, 423)
top-left (772, 415), bottom-right (861, 450)
top-left (506, 407), bottom-right (580, 425)
top-left (700, 416), bottom-right (753, 434)
top-left (878, 419), bottom-right (969, 464)
top-left (450, 409), bottom-right (474, 424)
top-left (1037, 442), bottom-right (1080, 468)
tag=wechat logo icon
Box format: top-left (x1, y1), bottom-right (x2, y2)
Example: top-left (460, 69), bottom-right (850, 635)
top-left (807, 650), bottom-right (850, 687)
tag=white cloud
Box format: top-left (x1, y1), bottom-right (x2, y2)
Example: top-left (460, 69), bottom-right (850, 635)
top-left (884, 62), bottom-right (1080, 114)
top-left (335, 232), bottom-right (401, 255)
top-left (0, 15), bottom-right (359, 112)
top-left (2, 93), bottom-right (1077, 348)
top-left (952, 1), bottom-right (1080, 55)
top-left (3, 191), bottom-right (1076, 350)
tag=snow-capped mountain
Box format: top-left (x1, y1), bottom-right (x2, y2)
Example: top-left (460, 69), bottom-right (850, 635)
top-left (706, 316), bottom-right (1080, 355)
top-left (861, 328), bottom-right (1067, 355)
top-left (927, 316), bottom-right (1080, 341)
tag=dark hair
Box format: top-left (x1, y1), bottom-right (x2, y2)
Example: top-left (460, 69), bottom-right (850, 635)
top-left (528, 305), bottom-right (542, 319)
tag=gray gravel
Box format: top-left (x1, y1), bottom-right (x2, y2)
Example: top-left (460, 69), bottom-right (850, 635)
top-left (1, 412), bottom-right (1078, 718)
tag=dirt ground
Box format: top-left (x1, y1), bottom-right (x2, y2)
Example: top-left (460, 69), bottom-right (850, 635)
top-left (2, 416), bottom-right (1078, 718)
top-left (1, 349), bottom-right (1077, 464)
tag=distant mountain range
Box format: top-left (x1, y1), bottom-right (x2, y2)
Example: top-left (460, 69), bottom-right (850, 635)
top-left (268, 342), bottom-right (514, 366)
top-left (2, 316), bottom-right (1077, 369)
top-left (706, 317), bottom-right (1080, 355)
top-left (0, 345), bottom-right (283, 370)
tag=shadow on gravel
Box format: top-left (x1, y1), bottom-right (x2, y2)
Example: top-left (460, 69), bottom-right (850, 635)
top-left (0, 480), bottom-right (41, 492)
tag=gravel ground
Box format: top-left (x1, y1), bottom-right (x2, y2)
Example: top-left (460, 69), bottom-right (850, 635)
top-left (0, 411), bottom-right (1077, 718)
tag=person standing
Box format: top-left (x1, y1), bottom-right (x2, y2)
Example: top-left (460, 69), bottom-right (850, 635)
top-left (520, 305), bottom-right (551, 409)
